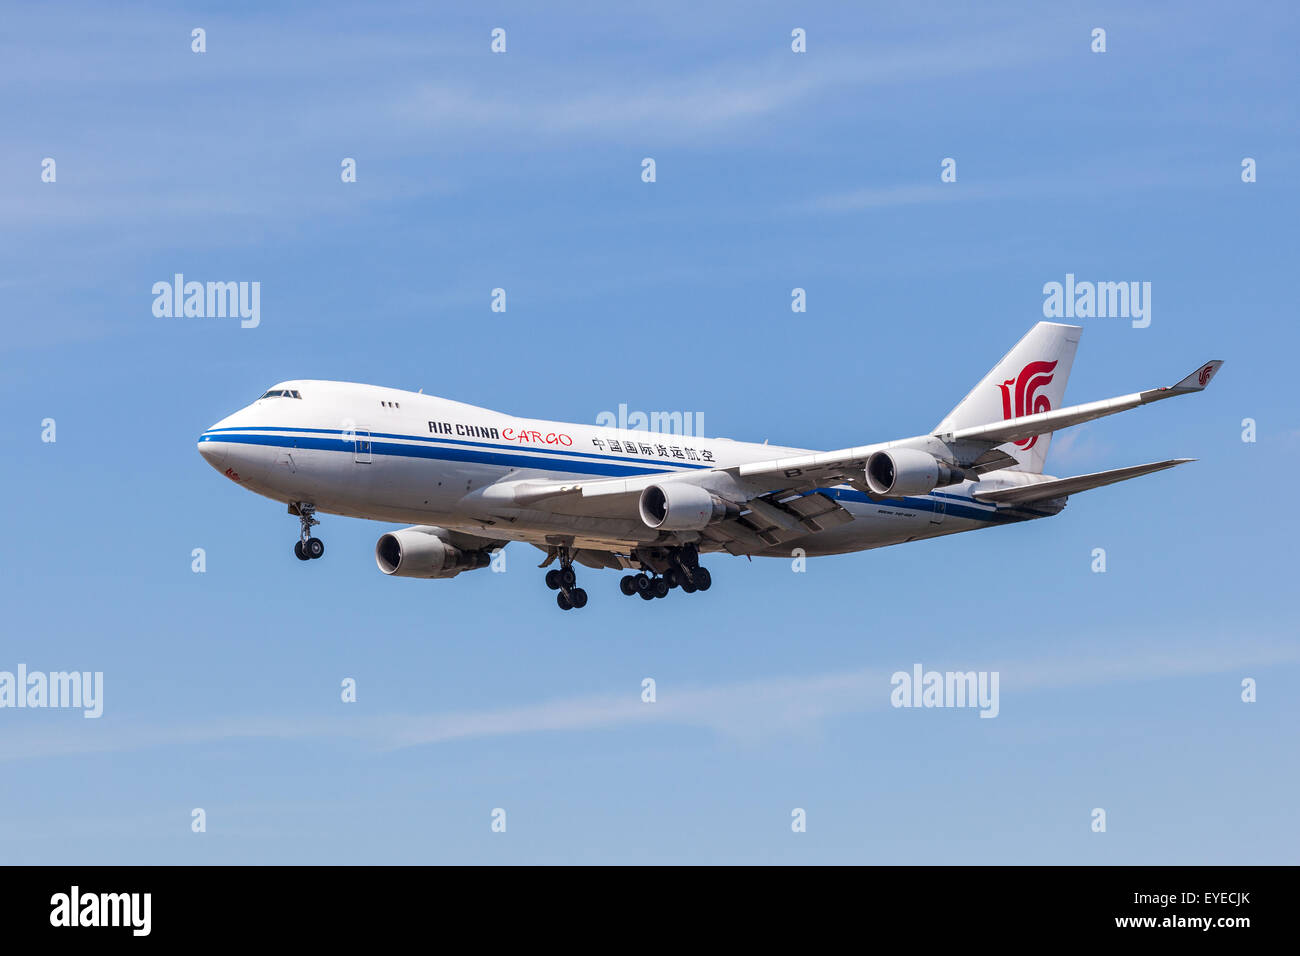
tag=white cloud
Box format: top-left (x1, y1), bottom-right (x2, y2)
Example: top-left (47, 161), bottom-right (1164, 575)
top-left (0, 640), bottom-right (1292, 762)
top-left (794, 183), bottom-right (1006, 213)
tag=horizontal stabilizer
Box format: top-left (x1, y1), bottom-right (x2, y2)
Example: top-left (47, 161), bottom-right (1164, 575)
top-left (972, 459), bottom-right (1195, 505)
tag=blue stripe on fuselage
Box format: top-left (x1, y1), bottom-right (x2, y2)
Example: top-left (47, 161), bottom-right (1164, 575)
top-left (201, 425), bottom-right (711, 471)
top-left (199, 429), bottom-right (686, 478)
top-left (199, 428), bottom-right (1046, 524)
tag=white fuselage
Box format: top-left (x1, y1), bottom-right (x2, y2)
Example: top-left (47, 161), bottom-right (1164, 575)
top-left (198, 380), bottom-right (1057, 559)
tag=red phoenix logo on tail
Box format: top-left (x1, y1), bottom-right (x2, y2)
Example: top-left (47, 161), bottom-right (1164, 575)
top-left (995, 360), bottom-right (1058, 450)
top-left (1197, 363), bottom-right (1215, 386)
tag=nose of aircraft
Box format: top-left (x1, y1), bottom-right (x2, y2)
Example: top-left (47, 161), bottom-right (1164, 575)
top-left (198, 406), bottom-right (252, 472)
top-left (197, 433), bottom-right (227, 467)
top-left (198, 423), bottom-right (229, 469)
top-left (198, 408), bottom-right (274, 484)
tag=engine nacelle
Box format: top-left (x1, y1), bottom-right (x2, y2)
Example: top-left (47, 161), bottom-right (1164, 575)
top-left (638, 483), bottom-right (733, 531)
top-left (375, 526), bottom-right (492, 579)
top-left (864, 448), bottom-right (964, 498)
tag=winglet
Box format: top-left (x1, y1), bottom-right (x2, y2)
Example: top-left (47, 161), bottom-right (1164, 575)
top-left (1138, 360), bottom-right (1224, 405)
top-left (1170, 360), bottom-right (1224, 392)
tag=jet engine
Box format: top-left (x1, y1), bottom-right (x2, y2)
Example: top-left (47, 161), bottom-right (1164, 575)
top-left (864, 448), bottom-right (964, 498)
top-left (638, 483), bottom-right (735, 531)
top-left (375, 526), bottom-right (493, 579)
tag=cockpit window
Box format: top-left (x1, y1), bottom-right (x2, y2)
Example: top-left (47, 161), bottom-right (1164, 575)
top-left (259, 389), bottom-right (302, 399)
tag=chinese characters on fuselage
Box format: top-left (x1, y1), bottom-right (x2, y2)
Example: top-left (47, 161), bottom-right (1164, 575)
top-left (428, 420), bottom-right (715, 464)
top-left (591, 437), bottom-right (714, 464)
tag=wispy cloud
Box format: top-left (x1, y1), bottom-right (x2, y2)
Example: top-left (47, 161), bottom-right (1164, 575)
top-left (1, 640), bottom-right (1292, 762)
top-left (1046, 425), bottom-right (1115, 470)
top-left (0, 16), bottom-right (1051, 235)
top-left (792, 160), bottom-right (1230, 215)
top-left (793, 183), bottom-right (1010, 213)
top-left (391, 33), bottom-right (1045, 142)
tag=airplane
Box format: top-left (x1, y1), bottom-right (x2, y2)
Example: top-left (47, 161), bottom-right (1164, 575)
top-left (198, 322), bottom-right (1221, 611)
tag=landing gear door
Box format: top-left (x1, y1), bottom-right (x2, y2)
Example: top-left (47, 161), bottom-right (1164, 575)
top-left (353, 429), bottom-right (373, 463)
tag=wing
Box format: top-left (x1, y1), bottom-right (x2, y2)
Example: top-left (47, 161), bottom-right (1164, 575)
top-left (467, 359), bottom-right (1221, 551)
top-left (728, 360), bottom-right (1224, 490)
top-left (947, 361), bottom-right (1223, 448)
top-left (474, 470), bottom-right (855, 555)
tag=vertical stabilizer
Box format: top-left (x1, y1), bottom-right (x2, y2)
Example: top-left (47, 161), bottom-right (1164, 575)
top-left (934, 322), bottom-right (1082, 473)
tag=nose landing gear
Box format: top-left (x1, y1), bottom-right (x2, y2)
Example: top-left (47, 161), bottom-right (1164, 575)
top-left (291, 502), bottom-right (325, 561)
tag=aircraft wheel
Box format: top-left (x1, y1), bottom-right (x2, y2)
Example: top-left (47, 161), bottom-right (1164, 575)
top-left (633, 573), bottom-right (652, 595)
top-left (653, 578), bottom-right (670, 598)
top-left (681, 579), bottom-right (697, 594)
top-left (557, 591), bottom-right (573, 610)
top-left (619, 575), bottom-right (637, 596)
top-left (294, 540), bottom-right (309, 561)
top-left (570, 587), bottom-right (588, 609)
top-left (545, 569), bottom-right (562, 590)
top-left (559, 567), bottom-right (577, 589)
top-left (694, 567), bottom-right (711, 591)
top-left (638, 587), bottom-right (655, 601)
top-left (305, 537), bottom-right (325, 559)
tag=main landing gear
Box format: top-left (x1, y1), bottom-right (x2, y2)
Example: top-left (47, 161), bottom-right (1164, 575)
top-left (544, 547), bottom-right (588, 611)
top-left (619, 545), bottom-right (712, 601)
top-left (291, 502), bottom-right (325, 561)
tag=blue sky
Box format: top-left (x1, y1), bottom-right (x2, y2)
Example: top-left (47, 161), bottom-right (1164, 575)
top-left (1, 1), bottom-right (1297, 864)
